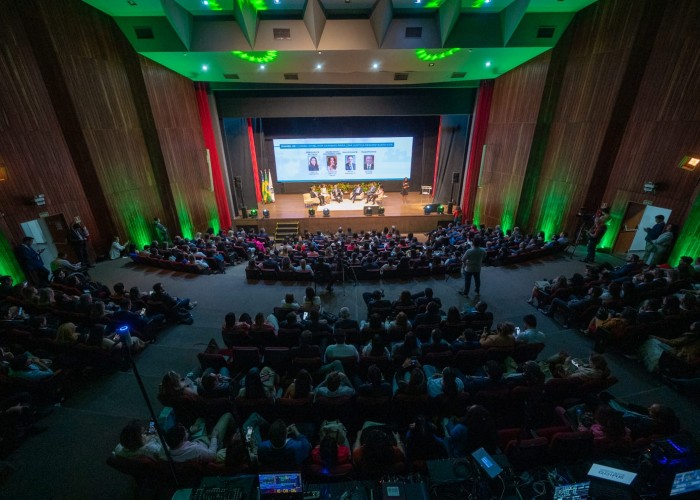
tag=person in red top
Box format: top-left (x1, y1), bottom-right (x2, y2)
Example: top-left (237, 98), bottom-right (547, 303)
top-left (311, 435), bottom-right (352, 467)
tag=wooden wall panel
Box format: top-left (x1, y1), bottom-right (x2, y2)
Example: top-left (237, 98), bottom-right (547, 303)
top-left (525, 0), bottom-right (647, 237)
top-left (0, 1), bottom-right (98, 251)
top-left (140, 56), bottom-right (218, 234)
top-left (35, 0), bottom-right (168, 249)
top-left (602, 0), bottom-right (700, 242)
top-left (475, 51), bottom-right (550, 228)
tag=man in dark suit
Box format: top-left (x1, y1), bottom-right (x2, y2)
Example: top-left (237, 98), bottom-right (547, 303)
top-left (350, 184), bottom-right (364, 203)
top-left (364, 155), bottom-right (374, 170)
top-left (345, 155), bottom-right (356, 171)
top-left (68, 222), bottom-right (90, 267)
top-left (642, 214), bottom-right (666, 263)
top-left (15, 237), bottom-right (50, 287)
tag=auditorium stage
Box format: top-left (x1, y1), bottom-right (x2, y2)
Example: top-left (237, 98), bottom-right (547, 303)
top-left (238, 192), bottom-right (453, 235)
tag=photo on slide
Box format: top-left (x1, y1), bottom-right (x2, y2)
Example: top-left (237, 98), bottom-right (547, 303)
top-left (308, 155), bottom-right (320, 172)
top-left (364, 154), bottom-right (375, 171)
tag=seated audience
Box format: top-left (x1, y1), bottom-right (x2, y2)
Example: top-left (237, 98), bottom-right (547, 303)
top-left (114, 420), bottom-right (165, 459)
top-left (164, 412), bottom-right (234, 463)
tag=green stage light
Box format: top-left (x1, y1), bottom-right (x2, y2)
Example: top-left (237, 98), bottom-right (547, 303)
top-left (247, 0), bottom-right (268, 11)
top-left (437, 205), bottom-right (445, 214)
top-left (249, 208), bottom-right (258, 218)
top-left (669, 192), bottom-right (700, 266)
top-left (203, 0), bottom-right (223, 11)
top-left (232, 50), bottom-right (278, 64)
top-left (415, 48), bottom-right (461, 62)
top-left (424, 0), bottom-right (446, 8)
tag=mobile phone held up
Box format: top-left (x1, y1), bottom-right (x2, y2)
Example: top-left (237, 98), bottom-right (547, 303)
top-left (148, 421), bottom-right (156, 434)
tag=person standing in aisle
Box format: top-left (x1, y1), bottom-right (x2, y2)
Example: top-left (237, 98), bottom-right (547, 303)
top-left (460, 237), bottom-right (486, 298)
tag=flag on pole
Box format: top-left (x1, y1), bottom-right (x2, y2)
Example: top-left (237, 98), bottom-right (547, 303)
top-left (268, 169), bottom-right (276, 202)
top-left (261, 170), bottom-right (269, 203)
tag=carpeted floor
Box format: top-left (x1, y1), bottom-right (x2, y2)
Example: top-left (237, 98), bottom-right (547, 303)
top-left (1, 247), bottom-right (697, 499)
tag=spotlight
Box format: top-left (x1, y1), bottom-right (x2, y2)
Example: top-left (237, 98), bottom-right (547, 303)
top-left (437, 204), bottom-right (445, 214)
top-left (249, 208), bottom-right (258, 218)
top-left (323, 208), bottom-right (330, 217)
top-left (364, 206), bottom-right (373, 216)
top-left (423, 205), bottom-right (431, 215)
top-left (378, 206), bottom-right (385, 216)
top-left (308, 208), bottom-right (316, 217)
top-left (263, 209), bottom-right (270, 218)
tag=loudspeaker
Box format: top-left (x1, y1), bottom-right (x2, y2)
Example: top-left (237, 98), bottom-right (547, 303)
top-left (241, 207), bottom-right (248, 219)
top-left (452, 172), bottom-right (460, 183)
top-left (448, 202), bottom-right (454, 213)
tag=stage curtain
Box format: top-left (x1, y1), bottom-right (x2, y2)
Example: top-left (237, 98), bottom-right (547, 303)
top-left (462, 80), bottom-right (494, 222)
top-left (221, 118), bottom-right (257, 216)
top-left (194, 83), bottom-right (231, 229)
top-left (432, 115), bottom-right (471, 205)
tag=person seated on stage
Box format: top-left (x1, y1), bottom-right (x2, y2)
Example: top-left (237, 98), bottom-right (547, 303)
top-left (350, 184), bottom-right (364, 203)
top-left (365, 184), bottom-right (378, 204)
top-left (309, 186), bottom-right (324, 206)
top-left (319, 184), bottom-right (330, 205)
top-left (374, 184), bottom-right (385, 203)
top-left (332, 184), bottom-right (343, 203)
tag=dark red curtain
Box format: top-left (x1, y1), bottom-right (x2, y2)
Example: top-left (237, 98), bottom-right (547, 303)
top-left (247, 118), bottom-right (262, 203)
top-left (195, 83), bottom-right (232, 229)
top-left (462, 79), bottom-right (494, 223)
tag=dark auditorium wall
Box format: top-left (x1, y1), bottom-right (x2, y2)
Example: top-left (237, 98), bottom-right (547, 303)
top-left (474, 51), bottom-right (551, 229)
top-left (0, 2), bottom-right (99, 256)
top-left (139, 56), bottom-right (219, 235)
top-left (599, 0), bottom-right (700, 249)
top-left (481, 0), bottom-right (700, 249)
top-left (0, 0), bottom-right (216, 262)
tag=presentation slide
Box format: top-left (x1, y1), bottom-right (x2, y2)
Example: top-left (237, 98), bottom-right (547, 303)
top-left (273, 137), bottom-right (413, 182)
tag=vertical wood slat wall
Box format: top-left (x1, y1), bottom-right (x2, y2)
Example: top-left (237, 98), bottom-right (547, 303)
top-left (478, 0), bottom-right (700, 245)
top-left (0, 0), bottom-right (217, 256)
top-left (0, 1), bottom-right (99, 249)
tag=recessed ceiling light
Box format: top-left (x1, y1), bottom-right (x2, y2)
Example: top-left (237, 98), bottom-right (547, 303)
top-left (485, 61), bottom-right (491, 67)
top-left (273, 0), bottom-right (280, 4)
top-left (415, 0), bottom-right (421, 3)
top-left (201, 0), bottom-right (209, 5)
top-left (318, 51), bottom-right (322, 55)
top-left (372, 63), bottom-right (379, 69)
top-left (485, 0), bottom-right (491, 3)
top-left (316, 64), bottom-right (322, 70)
top-left (260, 64), bottom-right (266, 70)
top-left (201, 64), bottom-right (209, 71)
top-left (428, 63), bottom-right (435, 67)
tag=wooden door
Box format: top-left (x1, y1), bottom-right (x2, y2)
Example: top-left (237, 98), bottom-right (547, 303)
top-left (43, 213), bottom-right (72, 259)
top-left (612, 203), bottom-right (645, 254)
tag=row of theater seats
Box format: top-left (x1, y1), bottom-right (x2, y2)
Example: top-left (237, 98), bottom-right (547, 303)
top-left (129, 254), bottom-right (216, 274)
top-left (489, 244), bottom-right (568, 266)
top-left (246, 264), bottom-right (462, 282)
top-left (198, 343), bottom-right (546, 378)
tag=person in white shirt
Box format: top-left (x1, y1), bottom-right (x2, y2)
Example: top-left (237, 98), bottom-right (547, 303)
top-left (164, 412), bottom-right (234, 463)
top-left (515, 314), bottom-right (546, 344)
top-left (323, 332), bottom-right (360, 362)
top-left (109, 236), bottom-right (129, 260)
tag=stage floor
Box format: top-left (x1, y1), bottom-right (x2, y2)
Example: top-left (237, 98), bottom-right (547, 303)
top-left (260, 192), bottom-right (435, 218)
top-left (241, 192), bottom-right (452, 235)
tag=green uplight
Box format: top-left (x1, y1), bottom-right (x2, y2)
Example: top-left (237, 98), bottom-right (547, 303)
top-left (500, 184), bottom-right (518, 233)
top-left (175, 191), bottom-right (195, 240)
top-left (471, 0), bottom-right (487, 7)
top-left (208, 203), bottom-right (221, 234)
top-left (537, 181), bottom-right (571, 240)
top-left (669, 192), bottom-right (700, 266)
top-left (599, 205), bottom-right (624, 251)
top-left (472, 197), bottom-right (482, 227)
top-left (0, 230), bottom-right (25, 283)
top-left (424, 0), bottom-right (447, 8)
top-left (232, 50), bottom-right (278, 64)
top-left (415, 48), bottom-right (461, 62)
top-left (119, 200), bottom-right (152, 249)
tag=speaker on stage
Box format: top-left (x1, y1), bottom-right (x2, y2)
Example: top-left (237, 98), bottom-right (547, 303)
top-left (448, 202), bottom-right (454, 213)
top-left (241, 207), bottom-right (248, 219)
